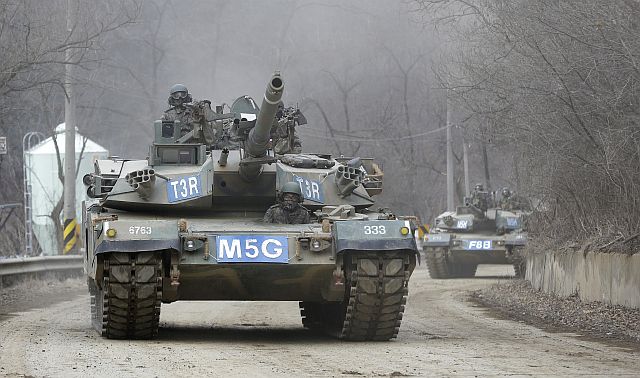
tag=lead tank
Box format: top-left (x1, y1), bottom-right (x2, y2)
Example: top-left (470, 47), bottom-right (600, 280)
top-left (82, 72), bottom-right (418, 341)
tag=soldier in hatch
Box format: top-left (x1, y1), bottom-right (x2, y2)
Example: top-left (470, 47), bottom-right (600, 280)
top-left (470, 183), bottom-right (489, 212)
top-left (162, 84), bottom-right (225, 145)
top-left (162, 84), bottom-right (196, 137)
top-left (270, 101), bottom-right (304, 155)
top-left (499, 187), bottom-right (514, 210)
top-left (264, 182), bottom-right (310, 224)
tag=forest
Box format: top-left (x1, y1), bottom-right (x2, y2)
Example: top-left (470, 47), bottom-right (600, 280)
top-left (0, 0), bottom-right (638, 256)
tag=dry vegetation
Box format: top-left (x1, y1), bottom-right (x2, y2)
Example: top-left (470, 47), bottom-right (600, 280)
top-left (416, 0), bottom-right (640, 249)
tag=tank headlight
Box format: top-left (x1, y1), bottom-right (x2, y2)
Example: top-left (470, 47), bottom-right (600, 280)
top-left (183, 239), bottom-right (204, 252)
top-left (400, 226), bottom-right (410, 236)
top-left (106, 228), bottom-right (117, 238)
top-left (312, 239), bottom-right (321, 249)
top-left (497, 240), bottom-right (505, 246)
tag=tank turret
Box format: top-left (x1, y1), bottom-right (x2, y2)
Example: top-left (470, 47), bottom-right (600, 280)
top-left (88, 72), bottom-right (386, 213)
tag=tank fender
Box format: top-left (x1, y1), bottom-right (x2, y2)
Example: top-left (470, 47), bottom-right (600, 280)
top-left (333, 220), bottom-right (418, 253)
top-left (423, 233), bottom-right (451, 247)
top-left (94, 239), bottom-right (181, 255)
top-left (504, 233), bottom-right (527, 246)
top-left (93, 220), bottom-right (181, 255)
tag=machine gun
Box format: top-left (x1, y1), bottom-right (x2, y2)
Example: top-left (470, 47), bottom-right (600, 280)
top-left (173, 101), bottom-right (234, 145)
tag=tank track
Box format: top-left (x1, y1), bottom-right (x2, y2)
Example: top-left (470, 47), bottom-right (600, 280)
top-left (424, 247), bottom-right (477, 279)
top-left (299, 252), bottom-right (411, 341)
top-left (425, 247), bottom-right (452, 278)
top-left (91, 252), bottom-right (162, 339)
top-left (340, 252), bottom-right (411, 340)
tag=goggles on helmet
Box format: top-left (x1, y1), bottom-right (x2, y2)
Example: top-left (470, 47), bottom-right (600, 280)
top-left (170, 91), bottom-right (188, 100)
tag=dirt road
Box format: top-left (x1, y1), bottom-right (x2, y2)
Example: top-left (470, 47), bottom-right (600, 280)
top-left (1, 265), bottom-right (638, 377)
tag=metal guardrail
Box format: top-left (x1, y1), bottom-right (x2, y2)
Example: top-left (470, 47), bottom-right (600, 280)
top-left (0, 255), bottom-right (83, 277)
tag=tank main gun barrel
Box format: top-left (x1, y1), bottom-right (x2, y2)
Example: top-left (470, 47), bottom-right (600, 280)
top-left (244, 72), bottom-right (284, 157)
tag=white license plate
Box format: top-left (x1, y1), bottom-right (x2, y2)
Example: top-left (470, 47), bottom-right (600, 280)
top-left (166, 174), bottom-right (202, 202)
top-left (464, 240), bottom-right (492, 250)
top-left (215, 235), bottom-right (288, 263)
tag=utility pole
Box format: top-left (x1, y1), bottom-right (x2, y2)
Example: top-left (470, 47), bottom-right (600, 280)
top-left (463, 140), bottom-right (470, 198)
top-left (446, 91), bottom-right (454, 211)
top-left (63, 0), bottom-right (77, 254)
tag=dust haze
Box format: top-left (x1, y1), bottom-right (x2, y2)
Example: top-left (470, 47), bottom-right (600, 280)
top-left (70, 0), bottom-right (449, 219)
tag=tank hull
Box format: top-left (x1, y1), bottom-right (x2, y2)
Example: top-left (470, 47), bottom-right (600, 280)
top-left (83, 208), bottom-right (417, 340)
top-left (175, 264), bottom-right (336, 301)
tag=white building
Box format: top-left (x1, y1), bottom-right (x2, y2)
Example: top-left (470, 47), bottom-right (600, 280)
top-left (24, 123), bottom-right (108, 255)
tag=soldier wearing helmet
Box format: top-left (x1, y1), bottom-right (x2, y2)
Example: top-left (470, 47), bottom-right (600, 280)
top-left (270, 101), bottom-right (304, 155)
top-left (162, 84), bottom-right (196, 137)
top-left (263, 182), bottom-right (310, 224)
top-left (470, 183), bottom-right (489, 212)
top-left (500, 187), bottom-right (514, 210)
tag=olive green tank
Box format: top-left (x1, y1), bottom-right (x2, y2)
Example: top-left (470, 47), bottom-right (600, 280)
top-left (82, 72), bottom-right (418, 340)
top-left (422, 192), bottom-right (528, 279)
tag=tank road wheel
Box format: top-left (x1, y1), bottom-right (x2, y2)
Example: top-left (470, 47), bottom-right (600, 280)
top-left (92, 252), bottom-right (162, 339)
top-left (424, 247), bottom-right (453, 279)
top-left (338, 251), bottom-right (412, 341)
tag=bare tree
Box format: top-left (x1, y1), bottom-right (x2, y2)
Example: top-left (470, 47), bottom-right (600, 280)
top-left (0, 0), bottom-right (140, 256)
top-left (416, 0), bottom-right (640, 246)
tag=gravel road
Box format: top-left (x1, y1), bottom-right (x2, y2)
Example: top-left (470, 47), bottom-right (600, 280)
top-left (1, 264), bottom-right (638, 377)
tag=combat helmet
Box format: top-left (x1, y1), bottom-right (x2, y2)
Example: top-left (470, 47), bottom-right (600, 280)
top-left (168, 83), bottom-right (192, 106)
top-left (280, 182), bottom-right (303, 202)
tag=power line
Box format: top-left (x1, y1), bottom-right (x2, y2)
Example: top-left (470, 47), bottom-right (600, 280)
top-left (298, 126), bottom-right (447, 143)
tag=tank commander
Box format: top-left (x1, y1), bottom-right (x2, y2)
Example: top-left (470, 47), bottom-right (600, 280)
top-left (270, 101), bottom-right (304, 155)
top-left (470, 183), bottom-right (490, 212)
top-left (162, 84), bottom-right (196, 136)
top-left (263, 182), bottom-right (310, 224)
top-left (162, 84), bottom-right (221, 144)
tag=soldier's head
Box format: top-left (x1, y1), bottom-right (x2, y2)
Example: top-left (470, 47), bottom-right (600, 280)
top-left (474, 183), bottom-right (484, 192)
top-left (168, 84), bottom-right (192, 108)
top-left (502, 187), bottom-right (512, 198)
top-left (276, 101), bottom-right (285, 118)
top-left (280, 181), bottom-right (303, 211)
